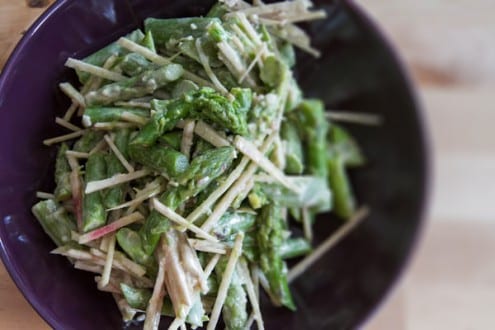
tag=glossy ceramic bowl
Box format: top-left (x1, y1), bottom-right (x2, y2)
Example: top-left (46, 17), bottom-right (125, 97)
top-left (0, 0), bottom-right (429, 329)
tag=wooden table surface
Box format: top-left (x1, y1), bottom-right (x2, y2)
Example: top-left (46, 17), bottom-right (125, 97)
top-left (1, 1), bottom-right (494, 329)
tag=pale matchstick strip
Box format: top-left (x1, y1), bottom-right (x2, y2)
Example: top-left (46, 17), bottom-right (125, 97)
top-left (233, 135), bottom-right (300, 193)
top-left (63, 102), bottom-right (79, 121)
top-left (65, 150), bottom-right (90, 159)
top-left (151, 198), bottom-right (219, 243)
top-left (325, 111), bottom-right (383, 126)
top-left (203, 254), bottom-right (221, 281)
top-left (55, 117), bottom-right (82, 132)
top-left (194, 120), bottom-right (231, 147)
top-left (199, 132), bottom-right (276, 232)
top-left (59, 82), bottom-right (86, 107)
top-left (180, 119), bottom-right (195, 159)
top-left (143, 245), bottom-right (167, 330)
top-left (207, 233), bottom-right (244, 330)
top-left (85, 170), bottom-right (150, 194)
top-left (302, 207), bottom-right (313, 242)
top-left (65, 58), bottom-right (125, 82)
top-left (104, 135), bottom-right (135, 173)
top-left (239, 259), bottom-right (264, 330)
top-left (287, 206), bottom-right (370, 283)
top-left (100, 234), bottom-right (116, 287)
top-left (36, 192), bottom-right (55, 199)
top-left (196, 38), bottom-right (229, 95)
top-left (43, 129), bottom-right (87, 146)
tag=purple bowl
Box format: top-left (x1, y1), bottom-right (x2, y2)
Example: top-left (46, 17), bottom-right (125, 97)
top-left (0, 0), bottom-right (429, 329)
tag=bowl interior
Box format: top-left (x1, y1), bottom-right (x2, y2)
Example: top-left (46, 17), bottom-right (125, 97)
top-left (0, 0), bottom-right (427, 329)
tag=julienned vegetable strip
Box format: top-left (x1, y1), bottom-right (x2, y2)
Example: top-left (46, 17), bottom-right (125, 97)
top-left (32, 1), bottom-right (371, 329)
top-left (287, 206), bottom-right (370, 283)
top-left (85, 169), bottom-right (150, 194)
top-left (65, 58), bottom-right (126, 82)
top-left (151, 198), bottom-right (219, 243)
top-left (207, 233), bottom-right (244, 330)
top-left (78, 212), bottom-right (144, 244)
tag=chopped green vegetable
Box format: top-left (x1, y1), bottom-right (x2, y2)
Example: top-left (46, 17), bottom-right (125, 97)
top-left (82, 152), bottom-right (107, 232)
top-left (86, 64), bottom-right (184, 106)
top-left (54, 143), bottom-right (71, 201)
top-left (257, 204), bottom-right (296, 310)
top-left (32, 199), bottom-right (75, 246)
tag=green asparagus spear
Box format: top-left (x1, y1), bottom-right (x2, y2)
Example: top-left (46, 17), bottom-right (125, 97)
top-left (214, 211), bottom-right (256, 241)
top-left (292, 99), bottom-right (329, 178)
top-left (82, 152), bottom-right (107, 232)
top-left (129, 98), bottom-right (192, 149)
top-left (83, 107), bottom-right (149, 126)
top-left (76, 29), bottom-right (144, 84)
top-left (325, 124), bottom-right (364, 219)
top-left (141, 147), bottom-right (236, 254)
top-left (120, 53), bottom-right (154, 77)
top-left (32, 199), bottom-right (76, 246)
top-left (206, 2), bottom-right (229, 18)
top-left (103, 153), bottom-right (126, 209)
top-left (120, 283), bottom-right (202, 326)
top-left (260, 55), bottom-right (286, 88)
top-left (158, 131), bottom-right (182, 150)
top-left (145, 17), bottom-right (218, 47)
top-left (85, 63), bottom-right (184, 106)
top-left (249, 176), bottom-right (331, 212)
top-left (171, 80), bottom-right (198, 99)
top-left (103, 130), bottom-right (131, 209)
top-left (328, 124), bottom-right (365, 167)
top-left (145, 17), bottom-right (221, 66)
top-left (241, 233), bottom-right (258, 263)
top-left (116, 227), bottom-right (156, 273)
top-left (281, 121), bottom-right (304, 174)
top-left (191, 138), bottom-right (214, 158)
top-left (279, 238), bottom-right (312, 259)
top-left (129, 144), bottom-right (189, 178)
top-left (120, 283), bottom-right (174, 315)
top-left (191, 87), bottom-right (251, 135)
top-left (73, 130), bottom-right (104, 153)
top-left (140, 30), bottom-right (156, 53)
top-left (327, 155), bottom-right (356, 219)
top-left (54, 143), bottom-right (72, 201)
top-left (216, 259), bottom-right (248, 330)
top-left (176, 146), bottom-right (236, 186)
top-left (257, 204), bottom-right (296, 310)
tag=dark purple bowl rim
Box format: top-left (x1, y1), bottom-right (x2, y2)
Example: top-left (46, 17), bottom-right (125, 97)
top-left (346, 0), bottom-right (432, 326)
top-left (0, 0), bottom-right (432, 328)
top-left (0, 1), bottom-right (77, 328)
